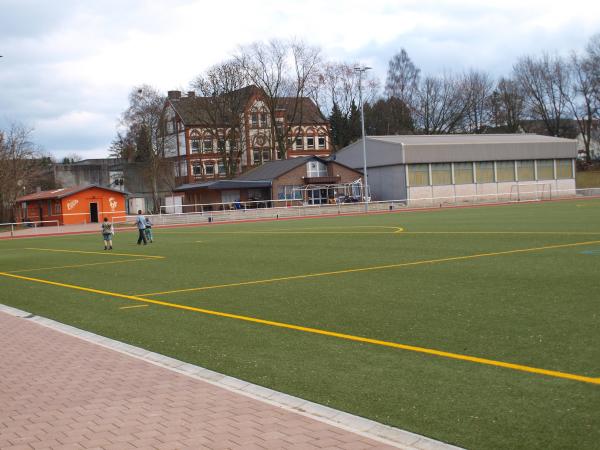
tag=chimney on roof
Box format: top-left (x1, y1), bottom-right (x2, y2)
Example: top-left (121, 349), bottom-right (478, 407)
top-left (168, 90), bottom-right (181, 100)
top-left (187, 91), bottom-right (195, 98)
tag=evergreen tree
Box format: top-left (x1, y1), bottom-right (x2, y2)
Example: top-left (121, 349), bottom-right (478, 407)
top-left (347, 100), bottom-right (361, 145)
top-left (329, 100), bottom-right (363, 149)
top-left (328, 102), bottom-right (345, 150)
top-left (364, 97), bottom-right (414, 135)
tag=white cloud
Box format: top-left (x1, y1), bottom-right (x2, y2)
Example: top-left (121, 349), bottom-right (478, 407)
top-left (1, 0), bottom-right (600, 159)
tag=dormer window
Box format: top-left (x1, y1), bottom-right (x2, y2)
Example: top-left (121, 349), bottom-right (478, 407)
top-left (307, 160), bottom-right (327, 177)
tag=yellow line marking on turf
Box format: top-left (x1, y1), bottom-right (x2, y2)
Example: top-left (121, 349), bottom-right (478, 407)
top-left (401, 231), bottom-right (600, 235)
top-left (119, 304), bottom-right (148, 310)
top-left (6, 258), bottom-right (152, 274)
top-left (25, 248), bottom-right (165, 259)
top-left (161, 225), bottom-right (405, 235)
top-left (165, 230), bottom-right (398, 235)
top-left (136, 240), bottom-right (600, 298)
top-left (0, 269), bottom-right (598, 386)
top-left (159, 229), bottom-right (600, 236)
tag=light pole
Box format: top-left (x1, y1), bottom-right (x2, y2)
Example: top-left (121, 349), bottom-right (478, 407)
top-left (354, 65), bottom-right (371, 212)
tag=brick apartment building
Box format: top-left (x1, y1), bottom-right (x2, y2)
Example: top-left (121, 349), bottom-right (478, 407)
top-left (162, 85), bottom-right (332, 186)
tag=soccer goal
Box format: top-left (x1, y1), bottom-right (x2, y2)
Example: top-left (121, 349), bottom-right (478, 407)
top-left (509, 183), bottom-right (553, 202)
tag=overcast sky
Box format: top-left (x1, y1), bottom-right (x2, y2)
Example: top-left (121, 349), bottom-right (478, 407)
top-left (1, 0), bottom-right (600, 160)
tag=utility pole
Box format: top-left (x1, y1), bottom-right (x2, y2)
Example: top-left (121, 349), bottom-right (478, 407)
top-left (354, 66), bottom-right (371, 212)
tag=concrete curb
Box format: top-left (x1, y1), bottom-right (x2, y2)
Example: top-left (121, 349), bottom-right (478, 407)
top-left (1, 304), bottom-right (462, 450)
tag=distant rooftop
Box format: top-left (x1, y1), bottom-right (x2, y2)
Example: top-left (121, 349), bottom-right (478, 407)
top-left (334, 134), bottom-right (578, 168)
top-left (367, 134), bottom-right (576, 146)
top-left (16, 184), bottom-right (128, 202)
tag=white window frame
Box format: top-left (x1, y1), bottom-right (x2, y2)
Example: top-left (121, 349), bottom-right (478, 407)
top-left (318, 136), bottom-right (326, 149)
top-left (307, 160), bottom-right (327, 177)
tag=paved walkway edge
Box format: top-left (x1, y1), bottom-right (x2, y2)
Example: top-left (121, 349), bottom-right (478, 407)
top-left (0, 303), bottom-right (462, 450)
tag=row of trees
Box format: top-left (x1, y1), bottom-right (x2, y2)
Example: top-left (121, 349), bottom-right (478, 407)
top-left (328, 36), bottom-right (600, 162)
top-left (111, 33), bottom-right (600, 190)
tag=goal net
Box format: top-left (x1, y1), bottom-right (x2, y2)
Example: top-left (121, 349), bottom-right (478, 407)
top-left (509, 183), bottom-right (553, 202)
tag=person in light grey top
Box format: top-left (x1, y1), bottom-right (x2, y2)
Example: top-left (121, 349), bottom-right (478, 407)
top-left (101, 217), bottom-right (114, 250)
top-left (135, 210), bottom-right (147, 245)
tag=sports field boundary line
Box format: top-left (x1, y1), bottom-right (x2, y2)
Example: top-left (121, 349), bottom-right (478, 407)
top-left (0, 272), bottom-right (598, 386)
top-left (6, 258), bottom-right (153, 274)
top-left (136, 240), bottom-right (600, 298)
top-left (0, 304), bottom-right (459, 450)
top-left (24, 247), bottom-right (165, 259)
top-left (2, 195), bottom-right (599, 240)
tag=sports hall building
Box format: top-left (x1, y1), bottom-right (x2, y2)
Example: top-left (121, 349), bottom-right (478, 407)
top-left (333, 134), bottom-right (577, 204)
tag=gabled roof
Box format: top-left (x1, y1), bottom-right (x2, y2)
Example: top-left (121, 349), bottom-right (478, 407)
top-left (366, 134), bottom-right (576, 145)
top-left (174, 156), bottom-right (361, 192)
top-left (275, 97), bottom-right (328, 125)
top-left (236, 156), bottom-right (317, 181)
top-left (174, 180), bottom-right (271, 191)
top-left (167, 85), bottom-right (327, 126)
top-left (334, 134), bottom-right (578, 168)
top-left (17, 185), bottom-right (128, 202)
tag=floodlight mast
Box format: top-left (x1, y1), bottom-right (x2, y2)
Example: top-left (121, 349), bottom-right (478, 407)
top-left (354, 66), bottom-right (371, 212)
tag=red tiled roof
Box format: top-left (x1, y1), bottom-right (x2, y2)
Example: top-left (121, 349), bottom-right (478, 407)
top-left (16, 185), bottom-right (126, 202)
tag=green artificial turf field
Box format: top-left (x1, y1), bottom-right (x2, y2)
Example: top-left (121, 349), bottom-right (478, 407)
top-left (1, 199), bottom-right (599, 449)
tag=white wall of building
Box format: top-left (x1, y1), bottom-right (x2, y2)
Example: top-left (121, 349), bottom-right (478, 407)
top-left (407, 179), bottom-right (576, 206)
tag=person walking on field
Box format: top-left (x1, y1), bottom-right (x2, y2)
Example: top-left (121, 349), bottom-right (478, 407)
top-left (135, 210), bottom-right (147, 245)
top-left (101, 217), bottom-right (114, 250)
top-left (144, 216), bottom-right (154, 243)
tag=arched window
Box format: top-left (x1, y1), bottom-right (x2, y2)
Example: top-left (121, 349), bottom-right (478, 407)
top-left (204, 161), bottom-right (215, 176)
top-left (317, 128), bottom-right (327, 149)
top-left (192, 161), bottom-right (202, 176)
top-left (305, 127), bottom-right (316, 150)
top-left (190, 130), bottom-right (201, 153)
top-left (294, 130), bottom-right (304, 151)
top-left (202, 133), bottom-right (213, 153)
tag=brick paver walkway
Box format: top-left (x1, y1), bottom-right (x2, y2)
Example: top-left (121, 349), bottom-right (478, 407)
top-left (0, 312), bottom-right (406, 450)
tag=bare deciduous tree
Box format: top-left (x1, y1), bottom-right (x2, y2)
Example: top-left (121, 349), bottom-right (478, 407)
top-left (412, 73), bottom-right (466, 134)
top-left (120, 85), bottom-right (173, 212)
top-left (459, 69), bottom-right (494, 133)
top-left (315, 62), bottom-right (379, 121)
top-left (490, 77), bottom-right (524, 132)
top-left (565, 51), bottom-right (599, 161)
top-left (585, 34), bottom-right (600, 103)
top-left (513, 53), bottom-right (571, 136)
top-left (385, 48), bottom-right (420, 106)
top-left (0, 123), bottom-right (48, 222)
top-left (191, 59), bottom-right (250, 176)
top-left (236, 39), bottom-right (322, 159)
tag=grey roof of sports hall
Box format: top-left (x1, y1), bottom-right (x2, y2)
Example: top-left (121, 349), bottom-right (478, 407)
top-left (333, 134), bottom-right (578, 169)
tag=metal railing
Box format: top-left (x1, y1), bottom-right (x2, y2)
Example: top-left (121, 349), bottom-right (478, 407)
top-left (113, 187), bottom-right (600, 228)
top-left (0, 220), bottom-right (61, 237)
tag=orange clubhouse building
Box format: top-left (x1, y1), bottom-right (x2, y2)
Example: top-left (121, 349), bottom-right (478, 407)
top-left (15, 185), bottom-right (128, 225)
